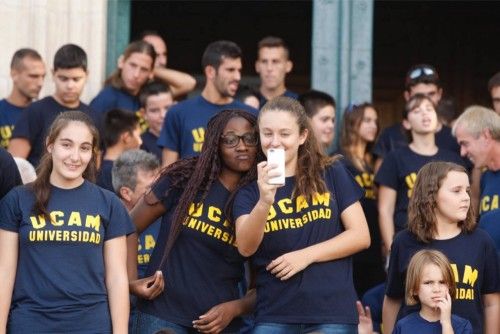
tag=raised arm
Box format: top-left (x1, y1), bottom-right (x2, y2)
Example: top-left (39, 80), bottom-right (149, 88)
top-left (235, 161), bottom-right (278, 257)
top-left (153, 67), bottom-right (196, 98)
top-left (0, 230), bottom-right (18, 334)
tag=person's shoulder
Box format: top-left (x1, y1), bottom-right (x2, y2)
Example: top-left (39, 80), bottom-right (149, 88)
top-left (228, 100), bottom-right (258, 115)
top-left (27, 96), bottom-right (57, 111)
top-left (393, 229), bottom-right (418, 246)
top-left (284, 90), bottom-right (299, 99)
top-left (397, 311), bottom-right (420, 325)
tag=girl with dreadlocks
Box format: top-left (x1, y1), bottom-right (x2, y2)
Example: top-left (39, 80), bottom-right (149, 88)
top-left (130, 109), bottom-right (259, 333)
top-left (233, 96), bottom-right (370, 333)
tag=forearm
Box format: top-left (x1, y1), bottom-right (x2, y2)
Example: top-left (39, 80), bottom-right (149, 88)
top-left (483, 293), bottom-right (500, 334)
top-left (0, 231), bottom-right (18, 333)
top-left (382, 296), bottom-right (402, 334)
top-left (232, 288), bottom-right (256, 317)
top-left (106, 273), bottom-right (129, 333)
top-left (126, 233), bottom-right (138, 282)
top-left (153, 67), bottom-right (196, 97)
top-left (236, 200), bottom-right (272, 257)
top-left (378, 211), bottom-right (395, 253)
top-left (300, 226), bottom-right (370, 264)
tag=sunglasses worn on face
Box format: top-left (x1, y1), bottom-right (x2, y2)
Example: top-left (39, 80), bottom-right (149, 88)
top-left (220, 133), bottom-right (258, 148)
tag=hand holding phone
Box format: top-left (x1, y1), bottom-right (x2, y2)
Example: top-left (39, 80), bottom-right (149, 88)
top-left (267, 148), bottom-right (285, 185)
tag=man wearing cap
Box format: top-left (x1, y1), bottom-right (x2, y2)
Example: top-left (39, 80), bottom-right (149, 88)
top-left (373, 64), bottom-right (460, 171)
top-left (487, 71), bottom-right (500, 115)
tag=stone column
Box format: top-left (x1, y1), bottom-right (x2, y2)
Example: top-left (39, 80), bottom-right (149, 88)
top-left (0, 0), bottom-right (107, 103)
top-left (311, 0), bottom-right (374, 148)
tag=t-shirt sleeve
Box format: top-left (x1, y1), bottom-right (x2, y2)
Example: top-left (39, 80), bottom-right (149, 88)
top-left (329, 162), bottom-right (364, 213)
top-left (0, 188), bottom-right (21, 232)
top-left (0, 149), bottom-right (22, 199)
top-left (11, 105), bottom-right (38, 142)
top-left (232, 183), bottom-right (259, 221)
top-left (479, 232), bottom-right (500, 293)
top-left (104, 195), bottom-right (135, 240)
top-left (89, 89), bottom-right (115, 115)
top-left (385, 235), bottom-right (406, 298)
top-left (157, 107), bottom-right (181, 151)
top-left (375, 152), bottom-right (399, 190)
top-left (372, 128), bottom-right (390, 158)
top-left (458, 318), bottom-right (473, 334)
top-left (392, 321), bottom-right (402, 334)
top-left (151, 175), bottom-right (180, 212)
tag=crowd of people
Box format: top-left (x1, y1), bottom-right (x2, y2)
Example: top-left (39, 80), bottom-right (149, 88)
top-left (0, 32), bottom-right (499, 334)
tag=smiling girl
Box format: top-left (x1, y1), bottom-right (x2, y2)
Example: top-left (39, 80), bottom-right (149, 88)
top-left (233, 96), bottom-right (370, 333)
top-left (0, 111), bottom-right (133, 333)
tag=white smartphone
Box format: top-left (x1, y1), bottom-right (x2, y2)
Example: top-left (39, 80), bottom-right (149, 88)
top-left (267, 148), bottom-right (285, 185)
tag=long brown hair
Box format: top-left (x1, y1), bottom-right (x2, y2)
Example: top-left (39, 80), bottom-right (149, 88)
top-left (149, 110), bottom-right (262, 268)
top-left (260, 96), bottom-right (338, 200)
top-left (408, 161), bottom-right (475, 243)
top-left (104, 40), bottom-right (155, 93)
top-left (30, 111), bottom-right (99, 220)
top-left (340, 103), bottom-right (378, 172)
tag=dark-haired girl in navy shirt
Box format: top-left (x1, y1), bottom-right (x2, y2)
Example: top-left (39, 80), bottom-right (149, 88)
top-left (383, 161), bottom-right (500, 334)
top-left (0, 111), bottom-right (133, 333)
top-left (233, 97), bottom-right (370, 333)
top-left (130, 109), bottom-right (259, 333)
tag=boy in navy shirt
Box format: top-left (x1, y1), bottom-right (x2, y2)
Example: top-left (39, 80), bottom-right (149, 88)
top-left (97, 109), bottom-right (142, 192)
top-left (0, 48), bottom-right (45, 148)
top-left (8, 44), bottom-right (92, 167)
top-left (139, 81), bottom-right (174, 162)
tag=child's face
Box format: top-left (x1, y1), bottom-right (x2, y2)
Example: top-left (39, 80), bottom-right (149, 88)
top-left (416, 263), bottom-right (449, 309)
top-left (435, 170), bottom-right (470, 225)
top-left (404, 99), bottom-right (438, 135)
top-left (144, 92), bottom-right (173, 136)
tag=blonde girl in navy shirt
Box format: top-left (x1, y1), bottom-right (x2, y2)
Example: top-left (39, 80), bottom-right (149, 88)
top-left (0, 111), bottom-right (133, 333)
top-left (233, 97), bottom-right (370, 333)
top-left (393, 249), bottom-right (472, 334)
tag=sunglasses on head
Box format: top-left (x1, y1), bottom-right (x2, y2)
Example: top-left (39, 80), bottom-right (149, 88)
top-left (408, 66), bottom-right (436, 80)
top-left (220, 133), bottom-right (258, 148)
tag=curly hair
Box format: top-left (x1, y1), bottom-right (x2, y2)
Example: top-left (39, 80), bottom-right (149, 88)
top-left (150, 109), bottom-right (262, 268)
top-left (407, 161), bottom-right (475, 243)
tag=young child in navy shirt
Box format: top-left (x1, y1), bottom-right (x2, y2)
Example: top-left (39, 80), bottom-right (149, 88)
top-left (383, 162), bottom-right (500, 334)
top-left (393, 249), bottom-right (472, 334)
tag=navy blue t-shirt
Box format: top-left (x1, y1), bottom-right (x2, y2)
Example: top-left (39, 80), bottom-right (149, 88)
top-left (0, 180), bottom-right (134, 333)
top-left (11, 96), bottom-right (93, 167)
top-left (139, 176), bottom-right (245, 331)
top-left (0, 147), bottom-right (22, 199)
top-left (157, 95), bottom-right (257, 159)
top-left (258, 90), bottom-right (298, 109)
top-left (393, 312), bottom-right (472, 334)
top-left (386, 229), bottom-right (500, 334)
top-left (375, 147), bottom-right (464, 231)
top-left (137, 218), bottom-right (161, 279)
top-left (0, 99), bottom-right (24, 148)
top-left (141, 131), bottom-right (162, 162)
top-left (373, 123), bottom-right (460, 159)
top-left (90, 86), bottom-right (140, 115)
top-left (479, 169), bottom-right (500, 253)
top-left (97, 159), bottom-right (114, 192)
top-left (233, 162), bottom-right (364, 324)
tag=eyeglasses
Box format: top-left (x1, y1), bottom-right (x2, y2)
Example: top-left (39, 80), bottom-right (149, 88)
top-left (220, 133), bottom-right (258, 148)
top-left (408, 66), bottom-right (436, 80)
